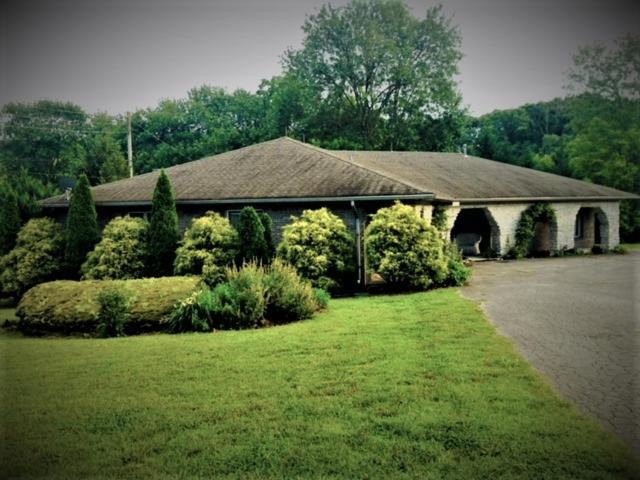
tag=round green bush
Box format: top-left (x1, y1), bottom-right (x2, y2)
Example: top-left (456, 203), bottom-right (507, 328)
top-left (263, 259), bottom-right (319, 324)
top-left (365, 202), bottom-right (448, 290)
top-left (82, 216), bottom-right (149, 280)
top-left (174, 211), bottom-right (238, 285)
top-left (276, 208), bottom-right (355, 291)
top-left (0, 217), bottom-right (64, 299)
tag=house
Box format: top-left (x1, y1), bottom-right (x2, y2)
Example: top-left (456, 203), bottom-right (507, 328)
top-left (41, 137), bottom-right (636, 283)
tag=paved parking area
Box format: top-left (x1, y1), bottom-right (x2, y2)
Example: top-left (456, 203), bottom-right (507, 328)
top-left (461, 252), bottom-right (639, 456)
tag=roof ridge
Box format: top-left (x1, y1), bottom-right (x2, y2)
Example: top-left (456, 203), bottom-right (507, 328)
top-left (283, 137), bottom-right (427, 194)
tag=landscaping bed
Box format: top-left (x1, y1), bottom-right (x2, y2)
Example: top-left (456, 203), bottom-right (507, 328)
top-left (15, 276), bottom-right (200, 335)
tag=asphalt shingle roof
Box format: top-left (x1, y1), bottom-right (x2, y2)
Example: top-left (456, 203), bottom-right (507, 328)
top-left (41, 136), bottom-right (635, 206)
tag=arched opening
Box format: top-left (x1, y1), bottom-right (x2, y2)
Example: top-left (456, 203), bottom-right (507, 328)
top-left (574, 207), bottom-right (609, 251)
top-left (532, 219), bottom-right (555, 256)
top-left (450, 208), bottom-right (500, 257)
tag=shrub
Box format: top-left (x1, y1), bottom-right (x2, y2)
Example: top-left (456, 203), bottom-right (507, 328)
top-left (96, 288), bottom-right (130, 338)
top-left (64, 174), bottom-right (99, 277)
top-left (508, 203), bottom-right (556, 259)
top-left (431, 205), bottom-right (448, 232)
top-left (263, 259), bottom-right (318, 324)
top-left (148, 170), bottom-right (179, 277)
top-left (611, 244), bottom-right (627, 254)
top-left (82, 216), bottom-right (149, 280)
top-left (209, 263), bottom-right (267, 329)
top-left (276, 208), bottom-right (355, 291)
top-left (236, 207), bottom-right (269, 264)
top-left (0, 218), bottom-right (64, 299)
top-left (0, 188), bottom-right (21, 256)
top-left (174, 211), bottom-right (238, 285)
top-left (443, 242), bottom-right (472, 287)
top-left (313, 288), bottom-right (330, 310)
top-left (16, 276), bottom-right (199, 335)
top-left (259, 212), bottom-right (275, 259)
top-left (365, 202), bottom-right (448, 290)
top-left (168, 289), bottom-right (213, 333)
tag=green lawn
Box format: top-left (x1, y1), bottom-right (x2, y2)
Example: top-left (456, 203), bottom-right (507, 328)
top-left (0, 307), bottom-right (16, 326)
top-left (621, 243), bottom-right (640, 251)
top-left (1, 290), bottom-right (637, 479)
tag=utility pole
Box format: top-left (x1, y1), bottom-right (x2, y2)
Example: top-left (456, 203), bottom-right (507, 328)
top-left (127, 112), bottom-right (134, 178)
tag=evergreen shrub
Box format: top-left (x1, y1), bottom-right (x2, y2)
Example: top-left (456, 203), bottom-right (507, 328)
top-left (276, 208), bottom-right (355, 291)
top-left (148, 170), bottom-right (179, 276)
top-left (174, 211), bottom-right (238, 285)
top-left (64, 174), bottom-right (99, 277)
top-left (236, 207), bottom-right (269, 264)
top-left (96, 287), bottom-right (130, 338)
top-left (365, 202), bottom-right (448, 290)
top-left (0, 218), bottom-right (64, 300)
top-left (82, 216), bottom-right (149, 280)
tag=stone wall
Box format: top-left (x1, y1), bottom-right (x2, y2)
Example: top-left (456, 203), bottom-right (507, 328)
top-left (434, 200), bottom-right (620, 255)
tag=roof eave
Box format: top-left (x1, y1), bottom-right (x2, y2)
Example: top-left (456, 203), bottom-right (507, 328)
top-left (454, 195), bottom-right (637, 204)
top-left (41, 193), bottom-right (435, 209)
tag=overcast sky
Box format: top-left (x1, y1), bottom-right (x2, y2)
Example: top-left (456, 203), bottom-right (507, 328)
top-left (1, 0), bottom-right (638, 116)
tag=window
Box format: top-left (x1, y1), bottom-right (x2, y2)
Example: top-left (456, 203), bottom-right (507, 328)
top-left (226, 209), bottom-right (264, 228)
top-left (128, 211), bottom-right (150, 220)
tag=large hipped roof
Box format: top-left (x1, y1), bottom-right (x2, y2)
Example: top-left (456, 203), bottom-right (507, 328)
top-left (41, 136), bottom-right (635, 207)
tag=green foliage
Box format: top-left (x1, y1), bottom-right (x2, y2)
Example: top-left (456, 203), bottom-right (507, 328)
top-left (0, 188), bottom-right (21, 255)
top-left (258, 212), bottom-right (275, 259)
top-left (82, 216), bottom-right (149, 280)
top-left (147, 170), bottom-right (179, 276)
top-left (15, 276), bottom-right (199, 335)
top-left (169, 260), bottom-right (323, 332)
top-left (431, 205), bottom-right (448, 232)
top-left (443, 242), bottom-right (472, 287)
top-left (209, 263), bottom-right (267, 330)
top-left (611, 244), bottom-right (628, 254)
top-left (277, 208), bottom-right (355, 292)
top-left (365, 202), bottom-right (448, 290)
top-left (64, 174), bottom-right (99, 277)
top-left (285, 1), bottom-right (463, 149)
top-left (508, 203), bottom-right (557, 259)
top-left (173, 211), bottom-right (238, 285)
top-left (90, 134), bottom-right (128, 184)
top-left (313, 288), bottom-right (331, 310)
top-left (263, 259), bottom-right (319, 324)
top-left (0, 218), bottom-right (64, 299)
top-left (168, 289), bottom-right (214, 333)
top-left (95, 288), bottom-right (130, 338)
top-left (236, 207), bottom-right (269, 264)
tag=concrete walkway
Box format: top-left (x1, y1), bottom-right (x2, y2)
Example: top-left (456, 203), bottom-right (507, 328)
top-left (461, 252), bottom-right (639, 456)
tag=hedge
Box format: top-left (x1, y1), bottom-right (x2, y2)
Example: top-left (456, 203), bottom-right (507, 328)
top-left (15, 276), bottom-right (199, 335)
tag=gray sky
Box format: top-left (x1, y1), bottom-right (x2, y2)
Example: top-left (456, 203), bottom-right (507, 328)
top-left (1, 0), bottom-right (638, 116)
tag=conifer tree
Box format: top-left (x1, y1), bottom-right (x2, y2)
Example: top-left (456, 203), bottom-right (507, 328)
top-left (258, 212), bottom-right (275, 260)
top-left (0, 189), bottom-right (21, 255)
top-left (237, 207), bottom-right (269, 264)
top-left (64, 174), bottom-right (99, 277)
top-left (148, 170), bottom-right (179, 276)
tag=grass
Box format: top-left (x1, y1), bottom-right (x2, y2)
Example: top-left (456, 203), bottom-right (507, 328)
top-left (1, 290), bottom-right (637, 479)
top-left (0, 307), bottom-right (16, 326)
top-left (621, 243), bottom-right (640, 251)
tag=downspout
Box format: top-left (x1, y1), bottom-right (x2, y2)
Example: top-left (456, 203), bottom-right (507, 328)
top-left (351, 200), bottom-right (362, 286)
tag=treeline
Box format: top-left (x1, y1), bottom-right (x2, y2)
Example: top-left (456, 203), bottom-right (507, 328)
top-left (0, 0), bottom-right (638, 241)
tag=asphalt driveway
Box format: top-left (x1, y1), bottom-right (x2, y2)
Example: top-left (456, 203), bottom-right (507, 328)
top-left (461, 252), bottom-right (639, 456)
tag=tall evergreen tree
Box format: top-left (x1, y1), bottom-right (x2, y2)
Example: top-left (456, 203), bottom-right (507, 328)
top-left (64, 174), bottom-right (99, 277)
top-left (258, 212), bottom-right (275, 260)
top-left (148, 170), bottom-right (179, 276)
top-left (0, 188), bottom-right (22, 255)
top-left (236, 207), bottom-right (269, 264)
